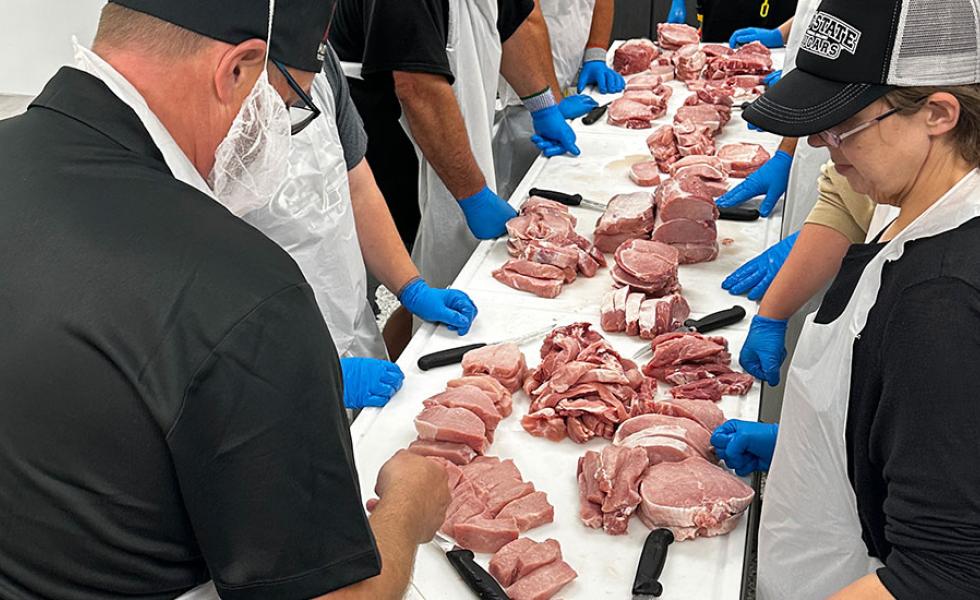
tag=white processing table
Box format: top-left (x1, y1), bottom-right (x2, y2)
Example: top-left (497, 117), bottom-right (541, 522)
top-left (350, 47), bottom-right (787, 600)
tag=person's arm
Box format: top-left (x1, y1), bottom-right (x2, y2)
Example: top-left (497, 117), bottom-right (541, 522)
top-left (829, 574), bottom-right (893, 599)
top-left (393, 71), bottom-right (486, 199)
top-left (586, 0), bottom-right (614, 50)
top-left (499, 1), bottom-right (561, 101)
top-left (348, 159), bottom-right (418, 294)
top-left (778, 17), bottom-right (794, 43)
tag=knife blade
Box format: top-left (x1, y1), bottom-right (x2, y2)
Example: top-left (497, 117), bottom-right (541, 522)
top-left (631, 305), bottom-right (746, 361)
top-left (417, 322), bottom-right (557, 371)
top-left (432, 533), bottom-right (509, 600)
top-left (632, 528), bottom-right (674, 599)
top-left (528, 187), bottom-right (607, 211)
top-left (582, 102), bottom-right (611, 125)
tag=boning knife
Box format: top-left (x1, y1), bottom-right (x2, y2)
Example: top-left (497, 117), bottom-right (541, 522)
top-left (632, 528), bottom-right (674, 599)
top-left (527, 187), bottom-right (607, 211)
top-left (417, 323), bottom-right (557, 371)
top-left (432, 532), bottom-right (509, 600)
top-left (631, 305), bottom-right (746, 361)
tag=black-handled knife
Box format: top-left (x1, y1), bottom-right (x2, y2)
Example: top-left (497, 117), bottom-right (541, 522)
top-left (718, 206), bottom-right (760, 221)
top-left (683, 305), bottom-right (746, 333)
top-left (417, 323), bottom-right (557, 371)
top-left (446, 548), bottom-right (510, 600)
top-left (528, 187), bottom-right (606, 211)
top-left (632, 528), bottom-right (674, 598)
top-left (582, 102), bottom-right (611, 125)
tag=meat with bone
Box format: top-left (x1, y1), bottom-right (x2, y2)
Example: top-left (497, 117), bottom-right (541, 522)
top-left (612, 239), bottom-right (681, 297)
top-left (652, 397), bottom-right (726, 432)
top-left (415, 405), bottom-right (488, 453)
top-left (613, 38), bottom-right (660, 75)
top-left (668, 154), bottom-right (728, 176)
top-left (607, 97), bottom-right (666, 129)
top-left (672, 43), bottom-right (707, 81)
top-left (447, 375), bottom-right (513, 418)
top-left (613, 413), bottom-right (715, 464)
top-left (657, 23), bottom-right (700, 50)
top-left (721, 41), bottom-right (773, 75)
top-left (624, 72), bottom-right (662, 90)
top-left (637, 456), bottom-right (755, 541)
top-left (646, 125), bottom-right (680, 172)
top-left (522, 323), bottom-right (657, 443)
top-left (592, 192), bottom-right (656, 253)
top-left (629, 160), bottom-right (663, 187)
top-left (462, 343), bottom-right (528, 393)
top-left (717, 143), bottom-right (772, 178)
top-left (577, 445), bottom-right (650, 535)
top-left (702, 43), bottom-right (733, 57)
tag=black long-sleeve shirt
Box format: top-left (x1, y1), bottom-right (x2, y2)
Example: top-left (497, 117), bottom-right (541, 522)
top-left (814, 215), bottom-right (980, 598)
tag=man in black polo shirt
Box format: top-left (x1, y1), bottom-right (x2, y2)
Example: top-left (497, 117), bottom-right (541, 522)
top-left (0, 2), bottom-right (449, 599)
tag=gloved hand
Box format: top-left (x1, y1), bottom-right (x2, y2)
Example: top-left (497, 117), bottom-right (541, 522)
top-left (764, 69), bottom-right (782, 87)
top-left (559, 94), bottom-right (599, 120)
top-left (666, 0), bottom-right (686, 23)
top-left (729, 27), bottom-right (785, 49)
top-left (340, 357), bottom-right (405, 409)
top-left (715, 150), bottom-right (793, 217)
top-left (721, 230), bottom-right (799, 300)
top-left (711, 420), bottom-right (779, 476)
top-left (398, 277), bottom-right (478, 336)
top-left (577, 61), bottom-right (625, 94)
top-left (458, 185), bottom-right (518, 240)
top-left (531, 105), bottom-right (581, 157)
top-left (739, 315), bottom-right (788, 386)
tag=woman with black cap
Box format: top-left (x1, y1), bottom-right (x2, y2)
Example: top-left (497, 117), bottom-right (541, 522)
top-left (710, 0), bottom-right (980, 597)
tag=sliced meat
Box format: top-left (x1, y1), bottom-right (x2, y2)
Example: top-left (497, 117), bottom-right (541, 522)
top-left (702, 43), bottom-right (733, 57)
top-left (717, 372), bottom-right (755, 395)
top-left (493, 261), bottom-right (564, 299)
top-left (624, 72), bottom-right (663, 90)
top-left (717, 143), bottom-right (772, 178)
top-left (423, 385), bottom-right (502, 433)
top-left (593, 191), bottom-right (655, 252)
top-left (646, 125), bottom-right (680, 171)
top-left (505, 559), bottom-right (578, 600)
top-left (647, 63), bottom-right (676, 81)
top-left (653, 215), bottom-right (717, 244)
top-left (668, 154), bottom-right (728, 176)
top-left (489, 538), bottom-right (537, 587)
top-left (655, 178), bottom-right (721, 221)
top-left (629, 160), bottom-right (662, 187)
top-left (671, 241), bottom-right (720, 264)
top-left (613, 38), bottom-right (659, 75)
top-left (638, 456), bottom-right (755, 541)
top-left (672, 43), bottom-right (707, 80)
top-left (614, 239), bottom-right (680, 296)
top-left (495, 491), bottom-right (555, 531)
top-left (522, 408), bottom-right (568, 442)
top-left (625, 292), bottom-right (644, 337)
top-left (407, 439), bottom-right (478, 465)
top-left (653, 398), bottom-right (726, 432)
top-left (638, 294), bottom-right (690, 340)
top-left (518, 239), bottom-right (580, 276)
top-left (447, 375), bottom-right (513, 418)
top-left (415, 405), bottom-right (487, 453)
top-left (669, 377), bottom-right (726, 401)
top-left (600, 286), bottom-right (629, 333)
top-left (452, 517), bottom-right (520, 553)
top-left (607, 98), bottom-right (662, 129)
top-left (645, 331), bottom-right (730, 369)
top-left (462, 343), bottom-right (528, 393)
top-left (674, 104), bottom-right (725, 134)
top-left (613, 413), bottom-right (714, 463)
top-left (660, 362), bottom-right (734, 384)
top-left (657, 23), bottom-right (700, 50)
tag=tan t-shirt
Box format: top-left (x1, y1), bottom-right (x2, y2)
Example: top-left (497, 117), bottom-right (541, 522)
top-left (804, 161), bottom-right (877, 243)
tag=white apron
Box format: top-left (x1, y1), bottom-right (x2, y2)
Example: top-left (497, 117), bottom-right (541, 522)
top-left (409, 0), bottom-right (503, 288)
top-left (864, 204), bottom-right (901, 243)
top-left (493, 0), bottom-right (595, 201)
top-left (244, 73), bottom-right (386, 359)
top-left (758, 169), bottom-right (980, 599)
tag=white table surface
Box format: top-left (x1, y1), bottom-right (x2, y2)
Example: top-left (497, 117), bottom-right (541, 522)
top-left (350, 46), bottom-right (786, 600)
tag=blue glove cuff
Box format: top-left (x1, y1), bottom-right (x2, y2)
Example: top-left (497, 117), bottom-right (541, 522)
top-left (583, 47), bottom-right (608, 63)
top-left (397, 276), bottom-right (425, 301)
top-left (457, 185), bottom-right (493, 207)
top-left (773, 150), bottom-right (794, 164)
top-left (752, 314), bottom-right (789, 331)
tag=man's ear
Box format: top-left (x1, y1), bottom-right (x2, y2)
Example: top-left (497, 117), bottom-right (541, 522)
top-left (212, 39), bottom-right (268, 104)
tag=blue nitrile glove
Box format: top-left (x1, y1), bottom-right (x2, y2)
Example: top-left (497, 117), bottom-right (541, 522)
top-left (729, 27), bottom-right (785, 49)
top-left (711, 420), bottom-right (779, 476)
top-left (764, 69), bottom-right (782, 87)
top-left (559, 94), bottom-right (600, 120)
top-left (458, 185), bottom-right (518, 240)
top-left (398, 277), bottom-right (478, 336)
top-left (577, 62), bottom-right (626, 94)
top-left (531, 105), bottom-right (581, 157)
top-left (340, 357), bottom-right (405, 409)
top-left (716, 150), bottom-right (793, 217)
top-left (722, 230), bottom-right (799, 300)
top-left (739, 315), bottom-right (788, 386)
top-left (667, 0), bottom-right (686, 23)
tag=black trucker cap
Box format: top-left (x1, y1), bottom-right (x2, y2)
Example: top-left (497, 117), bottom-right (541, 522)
top-left (743, 0), bottom-right (980, 137)
top-left (110, 0), bottom-right (336, 72)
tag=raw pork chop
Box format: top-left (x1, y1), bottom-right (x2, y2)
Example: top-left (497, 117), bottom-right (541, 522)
top-left (717, 143), bottom-right (771, 178)
top-left (447, 375), bottom-right (513, 418)
top-left (652, 398), bottom-right (725, 432)
top-left (415, 405), bottom-right (487, 453)
top-left (593, 192), bottom-right (655, 253)
top-left (453, 517), bottom-right (519, 553)
top-left (505, 559), bottom-right (578, 600)
top-left (653, 215), bottom-right (717, 244)
top-left (657, 23), bottom-right (699, 50)
top-left (407, 439), bottom-right (478, 465)
top-left (646, 125), bottom-right (680, 171)
top-left (625, 72), bottom-right (663, 90)
top-left (462, 343), bottom-right (528, 392)
top-left (674, 104), bottom-right (725, 133)
top-left (638, 456), bottom-right (754, 540)
top-left (613, 413), bottom-right (714, 464)
top-left (638, 294), bottom-right (690, 339)
top-left (490, 538), bottom-right (565, 587)
top-left (613, 239), bottom-right (680, 296)
top-left (607, 98), bottom-right (664, 129)
top-left (423, 385), bottom-right (502, 433)
top-left (493, 262), bottom-right (564, 298)
top-left (655, 178), bottom-right (721, 222)
top-left (668, 154), bottom-right (728, 176)
top-left (600, 285), bottom-right (630, 333)
top-left (629, 160), bottom-right (662, 187)
top-left (496, 491), bottom-right (555, 531)
top-left (577, 445), bottom-right (649, 535)
top-left (613, 39), bottom-right (660, 75)
top-left (673, 43), bottom-right (707, 80)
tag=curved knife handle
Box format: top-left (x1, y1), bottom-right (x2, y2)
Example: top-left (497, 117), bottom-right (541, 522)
top-left (446, 548), bottom-right (510, 600)
top-left (417, 343), bottom-right (487, 371)
top-left (528, 187), bottom-right (583, 207)
top-left (685, 306), bottom-right (746, 334)
top-left (582, 104), bottom-right (609, 125)
top-left (718, 207), bottom-right (760, 221)
top-left (632, 528), bottom-right (674, 597)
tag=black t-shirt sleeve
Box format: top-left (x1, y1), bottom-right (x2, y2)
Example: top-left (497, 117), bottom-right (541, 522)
top-left (874, 278), bottom-right (980, 599)
top-left (497, 0), bottom-right (534, 43)
top-left (360, 0), bottom-right (453, 82)
top-left (167, 284), bottom-right (380, 600)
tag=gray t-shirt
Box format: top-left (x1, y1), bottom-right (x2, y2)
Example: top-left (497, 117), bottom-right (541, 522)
top-left (321, 45), bottom-right (369, 170)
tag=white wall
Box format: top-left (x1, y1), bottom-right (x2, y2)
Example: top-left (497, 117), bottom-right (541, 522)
top-left (0, 0), bottom-right (105, 96)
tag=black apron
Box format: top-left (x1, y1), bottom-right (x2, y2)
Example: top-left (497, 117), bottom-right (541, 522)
top-left (698, 0), bottom-right (797, 43)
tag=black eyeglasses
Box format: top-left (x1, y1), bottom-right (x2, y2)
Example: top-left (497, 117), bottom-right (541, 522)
top-left (272, 60), bottom-right (320, 135)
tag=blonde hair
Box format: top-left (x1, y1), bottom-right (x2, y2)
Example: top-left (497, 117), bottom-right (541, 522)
top-left (885, 85), bottom-right (980, 166)
top-left (93, 3), bottom-right (210, 58)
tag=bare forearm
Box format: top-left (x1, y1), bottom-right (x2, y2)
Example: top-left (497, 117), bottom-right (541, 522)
top-left (758, 223), bottom-right (852, 320)
top-left (348, 160), bottom-right (419, 294)
top-left (778, 136), bottom-right (799, 157)
top-left (394, 71), bottom-right (486, 199)
top-left (319, 502), bottom-right (419, 600)
top-left (501, 1), bottom-right (562, 100)
top-left (778, 17), bottom-right (794, 43)
top-left (586, 0), bottom-right (615, 50)
top-left (828, 574), bottom-right (894, 599)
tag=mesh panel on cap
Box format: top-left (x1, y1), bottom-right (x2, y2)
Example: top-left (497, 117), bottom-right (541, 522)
top-left (889, 0), bottom-right (980, 85)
